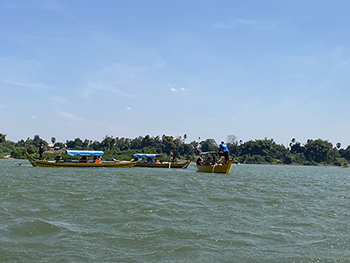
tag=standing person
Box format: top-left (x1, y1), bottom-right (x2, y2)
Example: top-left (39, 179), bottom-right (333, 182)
top-left (39, 142), bottom-right (45, 159)
top-left (218, 141), bottom-right (230, 163)
top-left (171, 147), bottom-right (177, 163)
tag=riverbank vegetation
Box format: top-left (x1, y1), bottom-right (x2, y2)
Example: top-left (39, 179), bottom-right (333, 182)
top-left (0, 133), bottom-right (349, 166)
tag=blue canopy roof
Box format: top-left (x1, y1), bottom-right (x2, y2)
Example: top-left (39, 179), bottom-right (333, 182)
top-left (67, 150), bottom-right (104, 156)
top-left (133, 154), bottom-right (164, 158)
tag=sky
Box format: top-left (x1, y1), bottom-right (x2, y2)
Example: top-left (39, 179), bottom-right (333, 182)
top-left (1, 0), bottom-right (350, 147)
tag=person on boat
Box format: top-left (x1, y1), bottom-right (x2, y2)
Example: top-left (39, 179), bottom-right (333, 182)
top-left (171, 147), bottom-right (177, 163)
top-left (93, 156), bottom-right (101, 163)
top-left (140, 158), bottom-right (146, 163)
top-left (196, 156), bottom-right (203, 165)
top-left (218, 141), bottom-right (230, 163)
top-left (211, 156), bottom-right (217, 165)
top-left (55, 155), bottom-right (63, 163)
top-left (146, 158), bottom-right (154, 163)
top-left (39, 142), bottom-right (45, 159)
top-left (79, 156), bottom-right (88, 163)
top-left (204, 157), bottom-right (213, 166)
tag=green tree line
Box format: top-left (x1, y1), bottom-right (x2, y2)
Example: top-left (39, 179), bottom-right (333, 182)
top-left (0, 133), bottom-right (349, 166)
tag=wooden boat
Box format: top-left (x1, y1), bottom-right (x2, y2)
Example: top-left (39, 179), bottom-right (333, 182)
top-left (196, 157), bottom-right (235, 174)
top-left (26, 150), bottom-right (138, 168)
top-left (132, 154), bottom-right (191, 169)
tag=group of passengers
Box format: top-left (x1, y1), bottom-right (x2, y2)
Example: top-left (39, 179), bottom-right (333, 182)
top-left (196, 141), bottom-right (230, 166)
top-left (196, 155), bottom-right (219, 166)
top-left (76, 156), bottom-right (101, 163)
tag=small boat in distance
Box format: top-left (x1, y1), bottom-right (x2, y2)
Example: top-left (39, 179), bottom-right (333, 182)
top-left (133, 153), bottom-right (191, 169)
top-left (26, 150), bottom-right (138, 168)
top-left (196, 152), bottom-right (237, 174)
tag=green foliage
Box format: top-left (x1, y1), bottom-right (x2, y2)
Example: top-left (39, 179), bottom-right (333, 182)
top-left (1, 133), bottom-right (349, 166)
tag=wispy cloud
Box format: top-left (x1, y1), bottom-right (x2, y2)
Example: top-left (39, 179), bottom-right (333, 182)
top-left (237, 19), bottom-right (261, 25)
top-left (83, 82), bottom-right (133, 99)
top-left (30, 116), bottom-right (38, 119)
top-left (57, 111), bottom-right (82, 121)
top-left (80, 64), bottom-right (145, 99)
top-left (7, 81), bottom-right (50, 90)
top-left (49, 95), bottom-right (68, 104)
top-left (126, 107), bottom-right (132, 110)
top-left (213, 22), bottom-right (236, 29)
top-left (168, 83), bottom-right (186, 92)
top-left (213, 19), bottom-right (274, 29)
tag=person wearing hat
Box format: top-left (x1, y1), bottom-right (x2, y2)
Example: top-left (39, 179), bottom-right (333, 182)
top-left (218, 141), bottom-right (230, 163)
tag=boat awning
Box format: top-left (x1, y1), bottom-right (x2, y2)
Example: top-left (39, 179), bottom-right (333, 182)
top-left (66, 150), bottom-right (104, 156)
top-left (133, 153), bottom-right (164, 158)
top-left (199, 151), bottom-right (217, 156)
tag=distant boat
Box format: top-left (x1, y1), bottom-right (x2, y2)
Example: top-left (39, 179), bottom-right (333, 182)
top-left (132, 154), bottom-right (191, 169)
top-left (196, 151), bottom-right (236, 174)
top-left (26, 150), bottom-right (137, 168)
top-left (196, 158), bottom-right (234, 174)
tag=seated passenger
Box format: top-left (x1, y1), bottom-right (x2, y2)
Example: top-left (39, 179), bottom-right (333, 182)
top-left (196, 156), bottom-right (203, 165)
top-left (55, 155), bottom-right (63, 163)
top-left (204, 157), bottom-right (213, 166)
top-left (93, 156), bottom-right (101, 163)
top-left (79, 156), bottom-right (88, 163)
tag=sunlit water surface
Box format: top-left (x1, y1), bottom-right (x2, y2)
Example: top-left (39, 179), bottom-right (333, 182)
top-left (1, 159), bottom-right (350, 262)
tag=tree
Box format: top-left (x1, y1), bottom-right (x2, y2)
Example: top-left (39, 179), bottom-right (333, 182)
top-left (0, 133), bottom-right (6, 143)
top-left (51, 137), bottom-right (56, 145)
top-left (226, 135), bottom-right (237, 145)
top-left (336, 142), bottom-right (341, 149)
top-left (304, 139), bottom-right (334, 163)
top-left (200, 139), bottom-right (217, 152)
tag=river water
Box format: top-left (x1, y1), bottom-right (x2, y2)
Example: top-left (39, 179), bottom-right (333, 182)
top-left (1, 159), bottom-right (350, 262)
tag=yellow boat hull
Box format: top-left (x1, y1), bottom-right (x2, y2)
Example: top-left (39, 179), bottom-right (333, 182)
top-left (26, 153), bottom-right (137, 168)
top-left (196, 159), bottom-right (234, 174)
top-left (135, 160), bottom-right (191, 169)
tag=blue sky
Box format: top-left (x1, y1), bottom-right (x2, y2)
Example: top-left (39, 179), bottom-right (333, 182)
top-left (1, 0), bottom-right (350, 147)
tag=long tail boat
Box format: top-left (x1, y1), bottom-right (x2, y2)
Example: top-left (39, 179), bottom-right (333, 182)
top-left (196, 151), bottom-right (237, 173)
top-left (132, 154), bottom-right (191, 169)
top-left (196, 158), bottom-right (234, 174)
top-left (26, 150), bottom-right (138, 168)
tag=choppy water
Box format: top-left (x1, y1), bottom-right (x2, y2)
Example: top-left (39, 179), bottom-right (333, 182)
top-left (1, 159), bottom-right (350, 262)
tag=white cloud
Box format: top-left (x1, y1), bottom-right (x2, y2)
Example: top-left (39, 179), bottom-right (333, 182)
top-left (49, 95), bottom-right (68, 104)
top-left (214, 19), bottom-right (274, 29)
top-left (57, 111), bottom-right (80, 121)
top-left (237, 19), bottom-right (260, 25)
top-left (168, 83), bottom-right (186, 92)
top-left (30, 116), bottom-right (38, 119)
top-left (82, 82), bottom-right (133, 99)
top-left (7, 81), bottom-right (49, 90)
top-left (213, 22), bottom-right (236, 29)
top-left (126, 107), bottom-right (132, 110)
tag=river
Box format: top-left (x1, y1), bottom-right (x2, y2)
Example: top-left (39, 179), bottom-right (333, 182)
top-left (1, 159), bottom-right (350, 262)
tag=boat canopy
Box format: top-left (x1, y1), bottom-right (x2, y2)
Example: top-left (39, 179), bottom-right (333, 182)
top-left (199, 151), bottom-right (217, 156)
top-left (133, 153), bottom-right (165, 158)
top-left (66, 150), bottom-right (104, 156)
